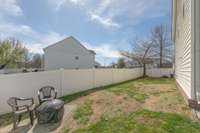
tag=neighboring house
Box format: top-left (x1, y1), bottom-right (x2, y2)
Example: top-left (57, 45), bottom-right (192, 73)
top-left (94, 61), bottom-right (101, 68)
top-left (125, 60), bottom-right (142, 68)
top-left (172, 0), bottom-right (200, 106)
top-left (146, 58), bottom-right (173, 68)
top-left (44, 36), bottom-right (96, 70)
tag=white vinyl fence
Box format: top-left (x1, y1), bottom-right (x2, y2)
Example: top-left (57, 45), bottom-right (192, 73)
top-left (146, 68), bottom-right (173, 77)
top-left (0, 68), bottom-right (143, 115)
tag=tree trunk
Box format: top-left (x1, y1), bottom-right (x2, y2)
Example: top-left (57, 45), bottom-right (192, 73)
top-left (160, 36), bottom-right (163, 68)
top-left (143, 63), bottom-right (146, 77)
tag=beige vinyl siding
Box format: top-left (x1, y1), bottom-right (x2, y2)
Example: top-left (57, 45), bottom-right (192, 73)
top-left (175, 0), bottom-right (192, 98)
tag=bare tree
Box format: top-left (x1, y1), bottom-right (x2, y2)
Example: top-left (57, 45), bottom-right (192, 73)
top-left (121, 39), bottom-right (156, 77)
top-left (116, 58), bottom-right (126, 68)
top-left (31, 54), bottom-right (42, 68)
top-left (151, 24), bottom-right (172, 67)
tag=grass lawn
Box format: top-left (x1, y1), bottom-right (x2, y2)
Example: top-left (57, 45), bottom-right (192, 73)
top-left (1, 78), bottom-right (200, 133)
top-left (61, 78), bottom-right (200, 133)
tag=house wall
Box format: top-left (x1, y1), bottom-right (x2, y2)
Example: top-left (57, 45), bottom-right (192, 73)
top-left (44, 37), bottom-right (95, 70)
top-left (0, 68), bottom-right (143, 115)
top-left (174, 0), bottom-right (192, 98)
top-left (44, 51), bottom-right (95, 70)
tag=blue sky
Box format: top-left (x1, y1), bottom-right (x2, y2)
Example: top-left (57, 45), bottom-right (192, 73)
top-left (0, 0), bottom-right (171, 65)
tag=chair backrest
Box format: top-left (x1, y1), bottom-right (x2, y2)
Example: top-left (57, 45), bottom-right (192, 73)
top-left (38, 86), bottom-right (56, 99)
top-left (7, 97), bottom-right (17, 111)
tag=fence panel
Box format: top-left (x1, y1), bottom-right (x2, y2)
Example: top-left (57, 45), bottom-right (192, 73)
top-left (0, 68), bottom-right (143, 115)
top-left (0, 70), bottom-right (61, 115)
top-left (146, 68), bottom-right (173, 77)
top-left (94, 69), bottom-right (113, 88)
top-left (61, 69), bottom-right (94, 96)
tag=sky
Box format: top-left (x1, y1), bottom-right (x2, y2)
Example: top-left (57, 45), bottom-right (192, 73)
top-left (0, 0), bottom-right (171, 65)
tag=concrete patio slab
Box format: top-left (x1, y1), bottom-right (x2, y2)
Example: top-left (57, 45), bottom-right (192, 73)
top-left (0, 104), bottom-right (76, 133)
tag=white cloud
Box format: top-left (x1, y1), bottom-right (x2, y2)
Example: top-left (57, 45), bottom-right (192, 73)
top-left (0, 0), bottom-right (22, 17)
top-left (26, 32), bottom-right (66, 54)
top-left (0, 20), bottom-right (66, 54)
top-left (26, 33), bottom-right (121, 59)
top-left (48, 0), bottom-right (83, 11)
top-left (54, 0), bottom-right (67, 11)
top-left (41, 31), bottom-right (66, 45)
top-left (26, 43), bottom-right (44, 54)
top-left (84, 42), bottom-right (122, 58)
top-left (49, 0), bottom-right (169, 28)
top-left (70, 0), bottom-right (80, 4)
top-left (0, 23), bottom-right (34, 36)
top-left (88, 12), bottom-right (120, 28)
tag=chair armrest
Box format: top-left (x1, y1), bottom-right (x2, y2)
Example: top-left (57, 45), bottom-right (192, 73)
top-left (54, 91), bottom-right (57, 99)
top-left (12, 104), bottom-right (28, 111)
top-left (38, 91), bottom-right (42, 103)
top-left (17, 97), bottom-right (34, 105)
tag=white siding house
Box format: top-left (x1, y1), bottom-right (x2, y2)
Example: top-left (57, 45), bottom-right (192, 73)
top-left (172, 0), bottom-right (200, 105)
top-left (44, 36), bottom-right (96, 70)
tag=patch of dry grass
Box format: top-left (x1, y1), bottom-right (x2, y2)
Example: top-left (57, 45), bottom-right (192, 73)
top-left (0, 78), bottom-right (197, 133)
top-left (61, 78), bottom-right (198, 133)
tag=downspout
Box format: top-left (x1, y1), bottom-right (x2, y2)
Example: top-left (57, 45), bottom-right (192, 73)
top-left (191, 0), bottom-right (198, 101)
top-left (191, 0), bottom-right (200, 110)
top-left (194, 0), bottom-right (200, 103)
top-left (191, 0), bottom-right (197, 101)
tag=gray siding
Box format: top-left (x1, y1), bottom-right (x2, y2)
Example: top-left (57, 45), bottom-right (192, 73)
top-left (174, 0), bottom-right (192, 98)
top-left (44, 37), bottom-right (95, 70)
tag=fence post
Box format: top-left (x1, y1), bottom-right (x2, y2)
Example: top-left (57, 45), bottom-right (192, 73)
top-left (60, 69), bottom-right (63, 97)
top-left (93, 68), bottom-right (95, 88)
top-left (112, 68), bottom-right (114, 84)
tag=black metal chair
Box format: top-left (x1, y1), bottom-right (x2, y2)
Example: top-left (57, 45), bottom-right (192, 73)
top-left (38, 86), bottom-right (57, 104)
top-left (7, 97), bottom-right (35, 129)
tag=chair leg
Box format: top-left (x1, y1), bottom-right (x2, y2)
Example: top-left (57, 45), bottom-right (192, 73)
top-left (13, 114), bottom-right (17, 129)
top-left (18, 114), bottom-right (22, 123)
top-left (34, 108), bottom-right (37, 118)
top-left (29, 111), bottom-right (34, 125)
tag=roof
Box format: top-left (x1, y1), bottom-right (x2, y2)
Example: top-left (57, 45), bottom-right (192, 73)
top-left (43, 36), bottom-right (96, 55)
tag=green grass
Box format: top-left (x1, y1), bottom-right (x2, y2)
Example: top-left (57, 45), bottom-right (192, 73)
top-left (73, 100), bottom-right (93, 124)
top-left (107, 80), bottom-right (148, 102)
top-left (0, 112), bottom-right (28, 128)
top-left (60, 89), bottom-right (98, 103)
top-left (60, 80), bottom-right (136, 103)
top-left (72, 110), bottom-right (200, 133)
top-left (0, 113), bottom-right (13, 127)
top-left (0, 80), bottom-right (136, 127)
top-left (107, 78), bottom-right (176, 102)
top-left (137, 78), bottom-right (175, 85)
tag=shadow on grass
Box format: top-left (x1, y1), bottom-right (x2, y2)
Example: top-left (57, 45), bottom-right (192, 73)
top-left (59, 78), bottom-right (142, 103)
top-left (60, 77), bottom-right (175, 103)
top-left (0, 77), bottom-right (174, 128)
top-left (73, 109), bottom-right (200, 133)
